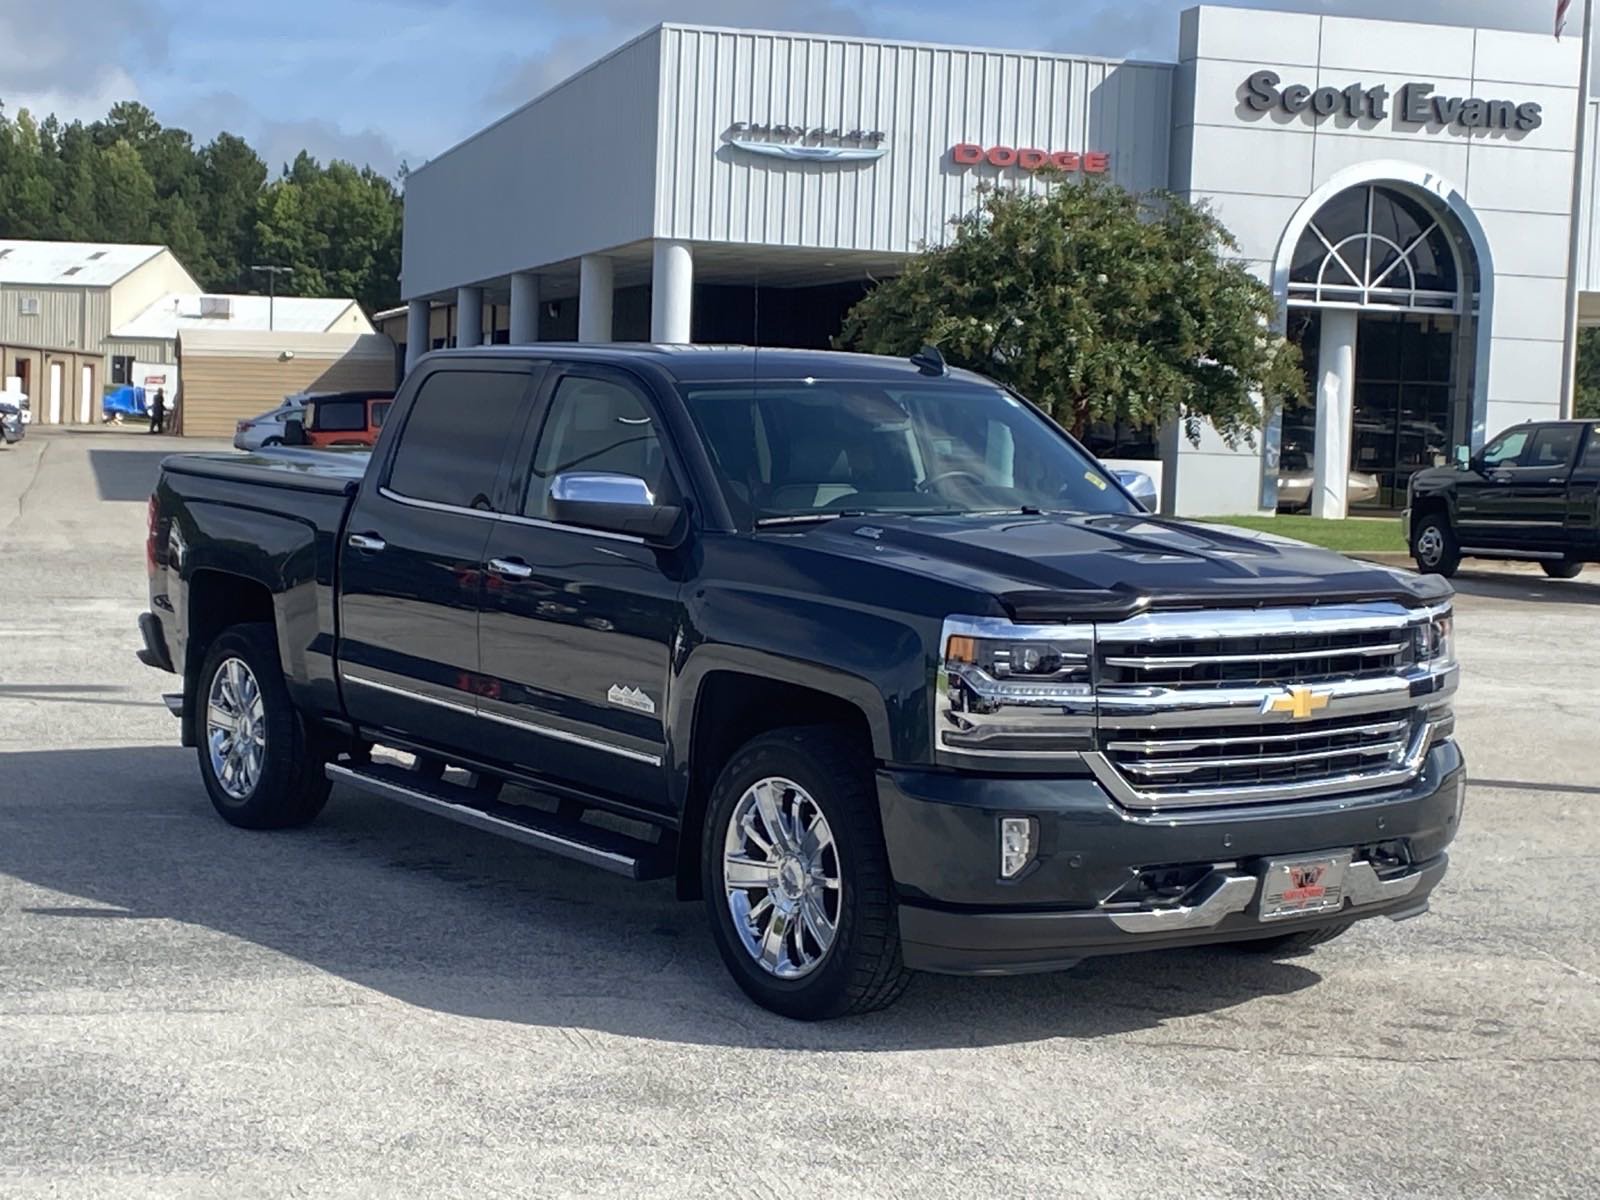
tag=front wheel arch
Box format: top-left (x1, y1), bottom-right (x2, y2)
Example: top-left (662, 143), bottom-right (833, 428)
top-left (674, 669), bottom-right (879, 901)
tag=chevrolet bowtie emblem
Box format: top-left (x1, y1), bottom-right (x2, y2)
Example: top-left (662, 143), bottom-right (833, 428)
top-left (1263, 686), bottom-right (1332, 720)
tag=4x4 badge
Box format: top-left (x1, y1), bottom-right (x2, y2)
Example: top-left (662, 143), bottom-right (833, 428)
top-left (607, 684), bottom-right (656, 715)
top-left (1262, 686), bottom-right (1332, 720)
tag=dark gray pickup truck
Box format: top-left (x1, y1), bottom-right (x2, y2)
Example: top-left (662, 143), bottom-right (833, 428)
top-left (139, 345), bottom-right (1465, 1019)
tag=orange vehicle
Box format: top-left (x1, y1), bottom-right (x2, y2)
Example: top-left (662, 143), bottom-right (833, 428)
top-left (283, 391), bottom-right (394, 448)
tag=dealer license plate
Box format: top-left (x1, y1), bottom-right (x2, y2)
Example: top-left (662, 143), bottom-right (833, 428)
top-left (1259, 851), bottom-right (1353, 921)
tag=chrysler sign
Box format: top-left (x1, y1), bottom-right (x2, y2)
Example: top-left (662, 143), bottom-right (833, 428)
top-left (725, 122), bottom-right (888, 162)
top-left (1243, 70), bottom-right (1543, 131)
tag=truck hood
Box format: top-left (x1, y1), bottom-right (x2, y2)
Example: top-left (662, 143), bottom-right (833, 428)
top-left (788, 511), bottom-right (1445, 620)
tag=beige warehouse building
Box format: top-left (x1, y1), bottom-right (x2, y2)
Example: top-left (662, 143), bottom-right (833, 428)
top-left (0, 240), bottom-right (198, 425)
top-left (1, 238), bottom-right (379, 429)
top-left (176, 329), bottom-right (398, 438)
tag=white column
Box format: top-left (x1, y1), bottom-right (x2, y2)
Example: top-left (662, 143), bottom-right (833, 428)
top-left (1311, 309), bottom-right (1358, 520)
top-left (404, 299), bottom-right (429, 373)
top-left (578, 255), bottom-right (614, 343)
top-left (456, 286), bottom-right (484, 348)
top-left (509, 271), bottom-right (540, 344)
top-left (650, 239), bottom-right (694, 343)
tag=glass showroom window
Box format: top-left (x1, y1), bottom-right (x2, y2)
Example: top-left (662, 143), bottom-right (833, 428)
top-left (1288, 186), bottom-right (1461, 312)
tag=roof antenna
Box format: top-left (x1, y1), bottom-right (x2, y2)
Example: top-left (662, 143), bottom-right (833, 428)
top-left (910, 343), bottom-right (947, 376)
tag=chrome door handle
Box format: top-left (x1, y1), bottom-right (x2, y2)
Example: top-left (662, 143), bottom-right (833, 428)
top-left (347, 533), bottom-right (386, 552)
top-left (487, 557), bottom-right (534, 580)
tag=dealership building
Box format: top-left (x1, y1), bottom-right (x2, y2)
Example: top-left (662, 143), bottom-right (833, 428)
top-left (395, 4), bottom-right (1600, 516)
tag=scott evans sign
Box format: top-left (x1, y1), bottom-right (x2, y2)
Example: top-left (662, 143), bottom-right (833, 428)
top-left (1243, 70), bottom-right (1543, 132)
top-left (725, 123), bottom-right (887, 162)
top-left (951, 143), bottom-right (1110, 173)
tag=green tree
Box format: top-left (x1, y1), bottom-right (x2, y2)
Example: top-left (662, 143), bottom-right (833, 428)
top-left (841, 177), bottom-right (1305, 446)
top-left (253, 154), bottom-right (402, 311)
top-left (1576, 328), bottom-right (1600, 420)
top-left (0, 96), bottom-right (402, 314)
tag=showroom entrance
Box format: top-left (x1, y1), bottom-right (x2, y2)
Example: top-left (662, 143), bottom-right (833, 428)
top-left (1280, 182), bottom-right (1481, 516)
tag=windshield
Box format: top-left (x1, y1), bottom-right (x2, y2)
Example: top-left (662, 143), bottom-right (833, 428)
top-left (681, 379), bottom-right (1136, 527)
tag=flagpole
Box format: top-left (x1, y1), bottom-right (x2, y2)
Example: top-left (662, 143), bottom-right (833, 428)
top-left (1560, 0), bottom-right (1595, 419)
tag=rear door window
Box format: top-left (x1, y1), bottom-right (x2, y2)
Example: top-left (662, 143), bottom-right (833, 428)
top-left (387, 370), bottom-right (534, 510)
top-left (1582, 427), bottom-right (1600, 470)
top-left (1527, 425), bottom-right (1581, 470)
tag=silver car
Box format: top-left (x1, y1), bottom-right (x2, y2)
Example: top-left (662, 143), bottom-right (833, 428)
top-left (233, 397), bottom-right (307, 451)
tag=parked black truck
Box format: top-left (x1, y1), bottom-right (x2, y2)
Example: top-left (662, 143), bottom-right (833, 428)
top-left (1406, 419), bottom-right (1600, 578)
top-left (139, 345), bottom-right (1465, 1019)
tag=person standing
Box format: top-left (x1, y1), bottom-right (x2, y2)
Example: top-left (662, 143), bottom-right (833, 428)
top-left (149, 388), bottom-right (166, 435)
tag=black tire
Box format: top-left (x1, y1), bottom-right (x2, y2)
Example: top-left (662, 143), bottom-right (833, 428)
top-left (261, 436), bottom-right (283, 448)
top-left (1410, 512), bottom-right (1460, 577)
top-left (1232, 919), bottom-right (1355, 956)
top-left (1541, 559), bottom-right (1584, 580)
top-left (701, 725), bottom-right (912, 1020)
top-left (195, 623), bottom-right (330, 830)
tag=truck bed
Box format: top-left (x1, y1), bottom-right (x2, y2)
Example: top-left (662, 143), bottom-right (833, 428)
top-left (159, 448), bottom-right (370, 495)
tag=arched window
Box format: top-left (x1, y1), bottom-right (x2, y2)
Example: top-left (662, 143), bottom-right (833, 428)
top-left (1287, 185), bottom-right (1461, 311)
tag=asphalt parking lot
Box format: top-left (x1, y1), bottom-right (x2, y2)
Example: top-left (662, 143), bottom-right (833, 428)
top-left (1, 428), bottom-right (1597, 1199)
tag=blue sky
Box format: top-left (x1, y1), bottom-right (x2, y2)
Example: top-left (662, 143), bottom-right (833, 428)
top-left (0, 0), bottom-right (1576, 178)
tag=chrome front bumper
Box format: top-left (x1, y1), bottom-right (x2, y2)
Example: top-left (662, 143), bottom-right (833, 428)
top-left (899, 852), bottom-right (1450, 975)
top-left (1104, 856), bottom-right (1439, 933)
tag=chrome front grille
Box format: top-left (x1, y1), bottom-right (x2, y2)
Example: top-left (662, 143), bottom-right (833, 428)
top-left (1102, 709), bottom-right (1417, 794)
top-left (1085, 602), bottom-right (1456, 809)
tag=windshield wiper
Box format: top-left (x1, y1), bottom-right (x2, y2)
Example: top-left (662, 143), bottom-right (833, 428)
top-left (754, 510), bottom-right (872, 527)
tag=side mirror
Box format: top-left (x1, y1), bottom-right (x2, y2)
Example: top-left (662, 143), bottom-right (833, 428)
top-left (548, 472), bottom-right (684, 546)
top-left (282, 417), bottom-right (308, 446)
top-left (1453, 445), bottom-right (1471, 470)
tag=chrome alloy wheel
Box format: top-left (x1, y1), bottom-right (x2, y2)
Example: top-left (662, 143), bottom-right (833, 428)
top-left (206, 657), bottom-right (265, 800)
top-left (1416, 525), bottom-right (1444, 566)
top-left (722, 776), bottom-right (842, 979)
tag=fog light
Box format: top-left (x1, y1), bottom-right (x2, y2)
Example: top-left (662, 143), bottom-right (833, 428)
top-left (1000, 817), bottom-right (1035, 879)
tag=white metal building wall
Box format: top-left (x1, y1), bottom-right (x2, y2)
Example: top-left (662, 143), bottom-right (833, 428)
top-left (400, 33), bottom-right (663, 300)
top-left (653, 26), bottom-right (1174, 252)
top-left (1168, 5), bottom-right (1582, 516)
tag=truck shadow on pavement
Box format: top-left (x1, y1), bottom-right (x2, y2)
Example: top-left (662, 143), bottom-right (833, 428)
top-left (1, 745), bottom-right (1323, 1050)
top-left (1446, 570), bottom-right (1600, 606)
top-left (85, 448), bottom-right (192, 503)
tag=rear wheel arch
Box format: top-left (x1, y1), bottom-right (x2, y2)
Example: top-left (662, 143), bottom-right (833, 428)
top-left (183, 570), bottom-right (277, 743)
top-left (674, 668), bottom-right (881, 901)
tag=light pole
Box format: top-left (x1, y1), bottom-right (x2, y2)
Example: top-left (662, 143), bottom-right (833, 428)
top-left (251, 264), bottom-right (295, 331)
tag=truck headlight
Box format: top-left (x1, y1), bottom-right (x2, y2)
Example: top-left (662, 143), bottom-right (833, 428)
top-left (1414, 609), bottom-right (1455, 669)
top-left (936, 617), bottom-right (1095, 758)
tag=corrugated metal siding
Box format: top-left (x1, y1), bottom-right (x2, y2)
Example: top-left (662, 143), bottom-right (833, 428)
top-left (401, 32), bottom-right (663, 299)
top-left (104, 337), bottom-right (175, 364)
top-left (180, 349), bottom-right (394, 438)
top-left (654, 28), bottom-right (1174, 251)
top-left (0, 285), bottom-right (92, 352)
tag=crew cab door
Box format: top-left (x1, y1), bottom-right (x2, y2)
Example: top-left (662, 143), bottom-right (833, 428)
top-left (1484, 425), bottom-right (1587, 553)
top-left (474, 364), bottom-right (684, 812)
top-left (1455, 425), bottom-right (1536, 548)
top-left (1567, 424), bottom-right (1600, 551)
top-left (337, 362), bottom-right (540, 750)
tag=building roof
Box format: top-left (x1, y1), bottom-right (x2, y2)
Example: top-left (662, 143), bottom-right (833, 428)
top-left (0, 239), bottom-right (167, 288)
top-left (111, 293), bottom-right (365, 341)
top-left (177, 328), bottom-right (394, 360)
